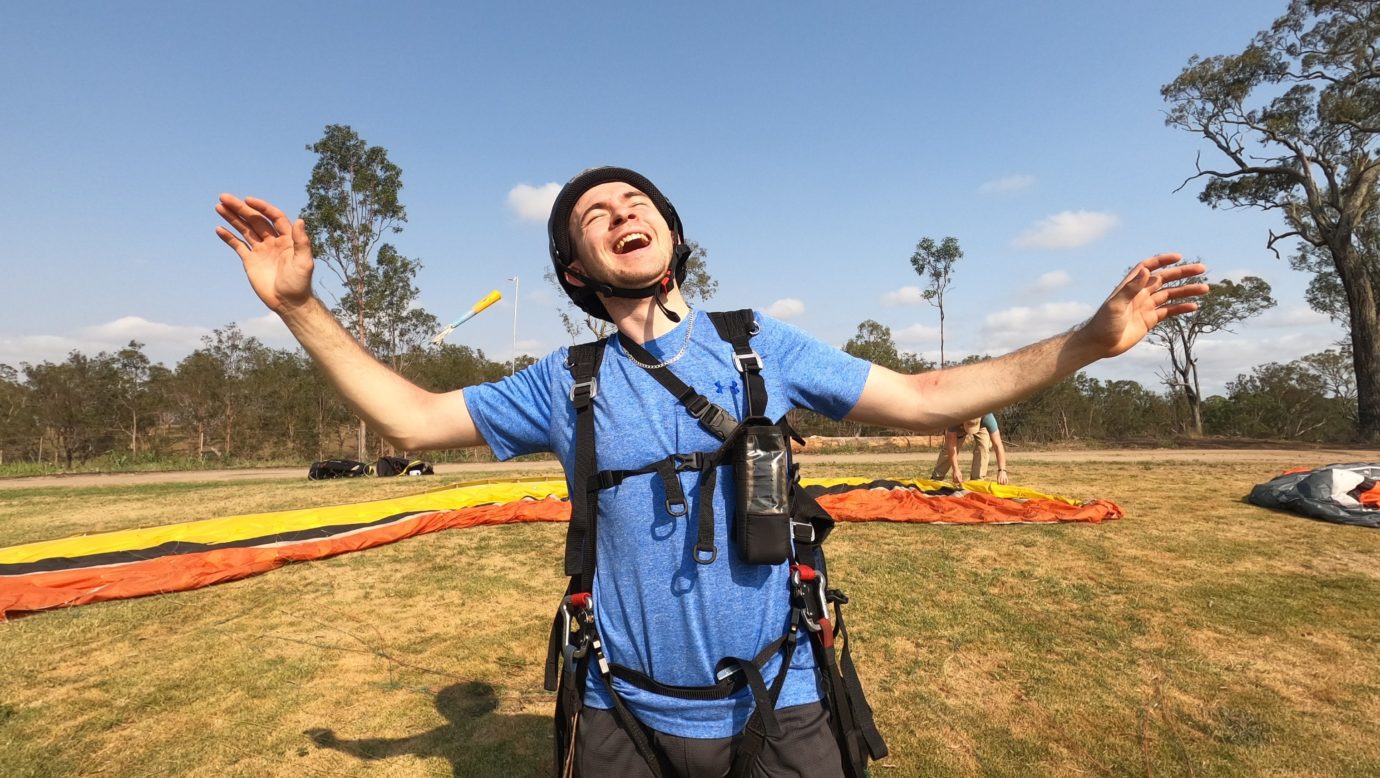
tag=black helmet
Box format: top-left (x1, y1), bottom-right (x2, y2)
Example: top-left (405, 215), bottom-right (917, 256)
top-left (547, 166), bottom-right (691, 322)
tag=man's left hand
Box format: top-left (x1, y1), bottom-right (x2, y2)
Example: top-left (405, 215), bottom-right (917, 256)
top-left (1076, 254), bottom-right (1207, 359)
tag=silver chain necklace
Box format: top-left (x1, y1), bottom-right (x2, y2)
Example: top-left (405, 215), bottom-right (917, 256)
top-left (623, 310), bottom-right (695, 370)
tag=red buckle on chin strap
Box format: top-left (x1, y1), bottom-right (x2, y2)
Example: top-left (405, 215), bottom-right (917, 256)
top-left (660, 269), bottom-right (673, 292)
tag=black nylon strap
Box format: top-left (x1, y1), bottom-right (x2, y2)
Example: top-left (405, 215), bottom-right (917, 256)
top-left (833, 594), bottom-right (889, 760)
top-left (565, 340), bottom-right (607, 583)
top-left (608, 632), bottom-right (788, 700)
top-left (707, 310), bottom-right (766, 418)
top-left (617, 331), bottom-right (737, 440)
top-left (727, 609), bottom-right (805, 777)
top-left (583, 616), bottom-right (665, 777)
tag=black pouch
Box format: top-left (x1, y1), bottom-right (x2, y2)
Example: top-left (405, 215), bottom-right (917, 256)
top-left (732, 418), bottom-right (793, 564)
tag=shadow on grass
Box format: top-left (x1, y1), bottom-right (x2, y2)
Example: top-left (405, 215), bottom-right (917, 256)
top-left (305, 680), bottom-right (549, 776)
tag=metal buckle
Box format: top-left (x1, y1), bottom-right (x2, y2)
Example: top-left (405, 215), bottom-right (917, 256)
top-left (732, 350), bottom-right (762, 373)
top-left (792, 520), bottom-right (816, 544)
top-left (674, 452), bottom-right (705, 472)
top-left (569, 377), bottom-right (598, 402)
top-left (559, 594), bottom-right (593, 671)
top-left (790, 565), bottom-right (829, 632)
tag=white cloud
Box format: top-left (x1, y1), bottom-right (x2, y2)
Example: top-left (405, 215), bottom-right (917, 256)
top-left (78, 316), bottom-right (208, 345)
top-left (0, 315), bottom-right (298, 369)
top-left (1025, 270), bottom-right (1071, 294)
top-left (507, 182), bottom-right (561, 222)
top-left (237, 313), bottom-right (295, 344)
top-left (978, 174), bottom-right (1035, 194)
top-left (1013, 210), bottom-right (1119, 250)
top-left (980, 301), bottom-right (1094, 352)
top-left (0, 334), bottom-right (87, 367)
top-left (894, 323), bottom-right (940, 344)
top-left (765, 298), bottom-right (805, 319)
top-left (882, 286), bottom-right (926, 306)
top-left (1254, 305), bottom-right (1331, 329)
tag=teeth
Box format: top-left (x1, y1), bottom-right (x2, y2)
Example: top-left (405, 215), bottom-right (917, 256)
top-left (615, 233), bottom-right (649, 253)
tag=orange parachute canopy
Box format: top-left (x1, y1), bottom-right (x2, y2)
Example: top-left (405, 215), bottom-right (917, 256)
top-left (0, 477), bottom-right (1120, 621)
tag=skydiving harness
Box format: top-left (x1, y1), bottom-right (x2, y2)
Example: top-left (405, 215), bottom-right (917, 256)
top-left (544, 309), bottom-right (888, 778)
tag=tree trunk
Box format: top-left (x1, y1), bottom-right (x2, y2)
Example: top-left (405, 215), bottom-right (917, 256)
top-left (1334, 243), bottom-right (1380, 441)
top-left (1187, 357), bottom-right (1204, 437)
top-left (938, 302), bottom-right (946, 368)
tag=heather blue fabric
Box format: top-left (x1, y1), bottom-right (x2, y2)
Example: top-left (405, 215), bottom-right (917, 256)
top-left (980, 413), bottom-right (999, 433)
top-left (463, 310), bottom-right (871, 738)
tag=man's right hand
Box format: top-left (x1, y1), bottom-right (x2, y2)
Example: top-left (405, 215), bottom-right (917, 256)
top-left (215, 195), bottom-right (315, 314)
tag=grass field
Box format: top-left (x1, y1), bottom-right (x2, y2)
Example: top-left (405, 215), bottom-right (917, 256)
top-left (2, 456), bottom-right (1379, 777)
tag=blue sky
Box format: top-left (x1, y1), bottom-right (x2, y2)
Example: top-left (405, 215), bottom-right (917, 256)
top-left (0, 1), bottom-right (1345, 394)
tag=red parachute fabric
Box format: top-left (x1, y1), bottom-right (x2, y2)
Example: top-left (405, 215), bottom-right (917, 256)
top-left (817, 489), bottom-right (1124, 524)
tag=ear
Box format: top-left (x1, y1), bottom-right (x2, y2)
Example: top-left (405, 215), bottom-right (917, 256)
top-left (564, 262), bottom-right (587, 288)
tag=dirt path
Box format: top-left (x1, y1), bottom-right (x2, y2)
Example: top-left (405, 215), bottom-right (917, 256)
top-left (3, 447), bottom-right (1376, 490)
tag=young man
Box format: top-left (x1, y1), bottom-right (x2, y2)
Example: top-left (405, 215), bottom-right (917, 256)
top-left (215, 167), bottom-right (1205, 777)
top-left (932, 413), bottom-right (1009, 484)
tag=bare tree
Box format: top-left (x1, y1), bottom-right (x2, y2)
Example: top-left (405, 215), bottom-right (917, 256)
top-left (1150, 272), bottom-right (1276, 435)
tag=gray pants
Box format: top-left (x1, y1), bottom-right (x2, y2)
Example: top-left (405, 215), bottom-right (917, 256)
top-left (575, 702), bottom-right (844, 778)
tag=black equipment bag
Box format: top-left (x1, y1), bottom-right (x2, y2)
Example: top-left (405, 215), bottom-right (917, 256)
top-left (307, 459), bottom-right (368, 480)
top-left (373, 456), bottom-right (434, 477)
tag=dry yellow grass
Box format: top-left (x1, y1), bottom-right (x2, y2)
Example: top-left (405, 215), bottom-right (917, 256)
top-left (2, 456), bottom-right (1379, 776)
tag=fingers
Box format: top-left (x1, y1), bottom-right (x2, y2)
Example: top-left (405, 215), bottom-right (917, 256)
top-left (245, 196), bottom-right (295, 238)
top-left (214, 202), bottom-right (254, 240)
top-left (1152, 262), bottom-right (1208, 284)
top-left (217, 193), bottom-right (279, 242)
top-left (1155, 301), bottom-right (1199, 320)
top-left (214, 226), bottom-right (250, 259)
top-left (1139, 253), bottom-right (1183, 269)
top-left (1113, 265), bottom-right (1151, 302)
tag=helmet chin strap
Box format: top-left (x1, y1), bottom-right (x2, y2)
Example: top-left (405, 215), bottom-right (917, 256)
top-left (565, 243), bottom-right (691, 324)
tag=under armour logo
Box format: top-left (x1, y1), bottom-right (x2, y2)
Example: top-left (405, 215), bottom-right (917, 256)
top-left (714, 379), bottom-right (740, 399)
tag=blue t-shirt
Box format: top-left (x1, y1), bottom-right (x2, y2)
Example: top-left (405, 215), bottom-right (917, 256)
top-left (463, 310), bottom-right (871, 738)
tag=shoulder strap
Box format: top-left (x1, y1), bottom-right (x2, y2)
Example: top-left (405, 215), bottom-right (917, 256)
top-left (707, 310), bottom-right (766, 418)
top-left (565, 339), bottom-right (607, 585)
top-left (618, 329), bottom-right (737, 440)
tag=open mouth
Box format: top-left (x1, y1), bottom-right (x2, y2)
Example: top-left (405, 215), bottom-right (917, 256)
top-left (614, 232), bottom-right (651, 254)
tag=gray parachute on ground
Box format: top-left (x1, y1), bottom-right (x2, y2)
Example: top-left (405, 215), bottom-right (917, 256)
top-left (1247, 462), bottom-right (1380, 528)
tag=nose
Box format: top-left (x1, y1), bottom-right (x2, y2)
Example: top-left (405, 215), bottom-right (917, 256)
top-left (611, 204), bottom-right (638, 227)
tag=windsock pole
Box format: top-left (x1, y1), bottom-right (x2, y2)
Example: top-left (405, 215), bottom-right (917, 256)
top-left (431, 290), bottom-right (502, 345)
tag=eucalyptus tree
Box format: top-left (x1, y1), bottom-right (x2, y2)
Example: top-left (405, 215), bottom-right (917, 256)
top-left (1149, 274), bottom-right (1276, 435)
top-left (909, 236), bottom-right (962, 367)
top-left (1162, 0), bottom-right (1380, 439)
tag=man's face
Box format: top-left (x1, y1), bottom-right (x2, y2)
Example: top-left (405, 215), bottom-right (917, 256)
top-left (566, 181), bottom-right (676, 289)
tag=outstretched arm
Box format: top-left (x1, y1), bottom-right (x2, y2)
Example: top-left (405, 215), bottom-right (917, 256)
top-left (989, 428), bottom-right (1008, 485)
top-left (945, 431), bottom-right (962, 483)
top-left (849, 254), bottom-right (1207, 431)
top-left (215, 195), bottom-right (485, 451)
